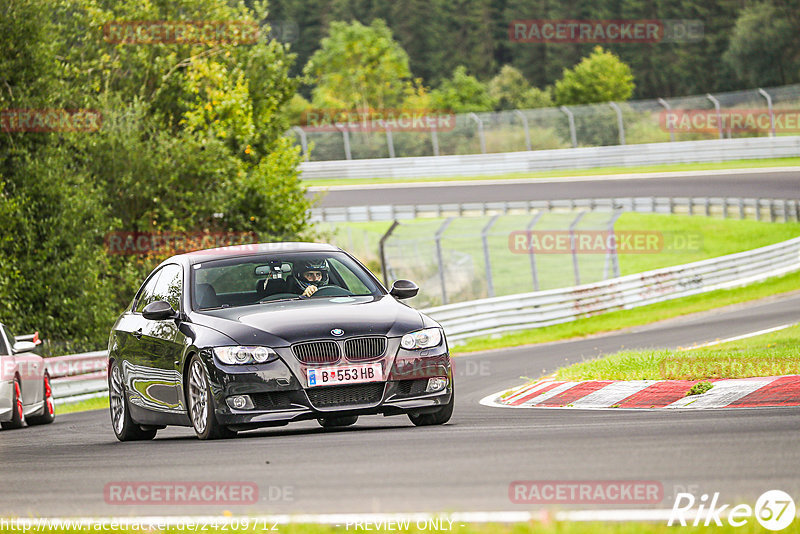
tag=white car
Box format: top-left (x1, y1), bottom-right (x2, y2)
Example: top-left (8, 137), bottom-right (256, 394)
top-left (0, 323), bottom-right (55, 429)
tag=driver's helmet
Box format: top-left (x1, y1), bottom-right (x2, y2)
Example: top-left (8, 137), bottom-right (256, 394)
top-left (294, 258), bottom-right (330, 291)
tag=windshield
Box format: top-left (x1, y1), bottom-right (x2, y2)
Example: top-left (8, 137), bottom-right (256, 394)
top-left (191, 251), bottom-right (382, 310)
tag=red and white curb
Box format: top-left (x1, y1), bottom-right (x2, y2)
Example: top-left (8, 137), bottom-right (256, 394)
top-left (481, 375), bottom-right (800, 410)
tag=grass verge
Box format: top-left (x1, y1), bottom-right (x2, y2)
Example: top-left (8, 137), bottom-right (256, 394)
top-left (303, 157), bottom-right (800, 187)
top-left (450, 270), bottom-right (800, 355)
top-left (56, 395), bottom-right (108, 415)
top-left (553, 323), bottom-right (800, 381)
top-left (2, 522), bottom-right (782, 534)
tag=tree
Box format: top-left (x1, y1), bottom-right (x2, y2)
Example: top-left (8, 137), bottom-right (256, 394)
top-left (553, 46), bottom-right (635, 105)
top-left (303, 19), bottom-right (412, 111)
top-left (488, 65), bottom-right (552, 110)
top-left (723, 1), bottom-right (800, 87)
top-left (429, 66), bottom-right (494, 113)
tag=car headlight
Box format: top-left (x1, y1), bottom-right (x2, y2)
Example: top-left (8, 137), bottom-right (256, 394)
top-left (400, 328), bottom-right (442, 350)
top-left (213, 346), bottom-right (277, 365)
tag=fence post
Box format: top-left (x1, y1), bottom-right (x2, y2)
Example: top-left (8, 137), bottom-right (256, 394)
top-left (560, 106), bottom-right (578, 148)
top-left (604, 212), bottom-right (623, 280)
top-left (383, 122), bottom-right (395, 158)
top-left (379, 220), bottom-right (400, 286)
top-left (758, 88), bottom-right (776, 137)
top-left (482, 214), bottom-right (500, 298)
top-left (467, 113), bottom-right (486, 154)
top-left (336, 123), bottom-right (352, 160)
top-left (569, 210), bottom-right (587, 286)
top-left (291, 126), bottom-right (309, 161)
top-left (514, 110), bottom-right (532, 151)
top-left (706, 94), bottom-right (724, 139)
top-left (527, 212), bottom-right (544, 291)
top-left (739, 198), bottom-right (745, 219)
top-left (430, 123), bottom-right (440, 157)
top-left (435, 218), bottom-right (454, 305)
top-left (657, 98), bottom-right (675, 142)
top-left (609, 102), bottom-right (625, 145)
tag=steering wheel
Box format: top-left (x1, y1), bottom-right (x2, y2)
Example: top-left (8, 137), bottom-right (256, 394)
top-left (309, 286), bottom-right (354, 297)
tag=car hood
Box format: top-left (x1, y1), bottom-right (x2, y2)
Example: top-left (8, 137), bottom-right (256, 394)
top-left (188, 295), bottom-right (424, 346)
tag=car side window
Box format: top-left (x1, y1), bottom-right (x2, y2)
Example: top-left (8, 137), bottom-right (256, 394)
top-left (151, 264), bottom-right (182, 312)
top-left (134, 269), bottom-right (164, 313)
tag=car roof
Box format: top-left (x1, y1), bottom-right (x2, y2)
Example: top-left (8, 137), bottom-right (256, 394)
top-left (172, 242), bottom-right (342, 266)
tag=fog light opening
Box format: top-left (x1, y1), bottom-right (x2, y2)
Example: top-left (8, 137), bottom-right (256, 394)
top-left (426, 377), bottom-right (448, 393)
top-left (228, 395), bottom-right (254, 410)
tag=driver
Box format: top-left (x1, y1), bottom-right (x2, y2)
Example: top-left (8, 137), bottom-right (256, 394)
top-left (294, 259), bottom-right (331, 297)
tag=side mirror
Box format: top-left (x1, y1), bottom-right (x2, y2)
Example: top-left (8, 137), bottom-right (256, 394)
top-left (142, 300), bottom-right (176, 321)
top-left (389, 279), bottom-right (419, 300)
top-left (12, 341), bottom-right (37, 354)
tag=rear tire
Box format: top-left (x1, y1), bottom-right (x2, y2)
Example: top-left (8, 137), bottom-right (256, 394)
top-left (317, 415), bottom-right (358, 428)
top-left (1, 378), bottom-right (25, 430)
top-left (27, 373), bottom-right (55, 425)
top-left (109, 361), bottom-right (157, 441)
top-left (408, 386), bottom-right (454, 427)
top-left (187, 355), bottom-right (237, 440)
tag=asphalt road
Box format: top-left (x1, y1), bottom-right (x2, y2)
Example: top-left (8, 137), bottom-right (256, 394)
top-left (309, 169), bottom-right (800, 208)
top-left (3, 292), bottom-right (800, 517)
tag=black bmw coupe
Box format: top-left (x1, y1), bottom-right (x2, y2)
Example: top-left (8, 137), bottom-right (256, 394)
top-left (107, 242), bottom-right (453, 440)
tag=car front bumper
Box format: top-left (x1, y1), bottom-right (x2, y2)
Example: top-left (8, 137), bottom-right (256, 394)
top-left (0, 378), bottom-right (15, 422)
top-left (198, 345), bottom-right (452, 428)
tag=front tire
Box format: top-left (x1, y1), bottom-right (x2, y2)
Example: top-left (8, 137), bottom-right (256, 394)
top-left (1, 378), bottom-right (25, 430)
top-left (408, 386), bottom-right (454, 427)
top-left (109, 361), bottom-right (156, 441)
top-left (187, 355), bottom-right (237, 440)
top-left (27, 373), bottom-right (55, 426)
top-left (317, 415), bottom-right (358, 428)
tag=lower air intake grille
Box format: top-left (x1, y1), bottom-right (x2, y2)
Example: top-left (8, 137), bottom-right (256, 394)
top-left (397, 379), bottom-right (429, 396)
top-left (306, 383), bottom-right (385, 408)
top-left (345, 336), bottom-right (387, 361)
top-left (250, 391), bottom-right (293, 410)
top-left (292, 341), bottom-right (340, 364)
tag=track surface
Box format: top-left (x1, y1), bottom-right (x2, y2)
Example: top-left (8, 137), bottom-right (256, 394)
top-left (3, 293), bottom-right (800, 517)
top-left (309, 169), bottom-right (800, 208)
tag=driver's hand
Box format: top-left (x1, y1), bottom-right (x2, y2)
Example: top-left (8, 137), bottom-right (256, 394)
top-left (302, 285), bottom-right (318, 297)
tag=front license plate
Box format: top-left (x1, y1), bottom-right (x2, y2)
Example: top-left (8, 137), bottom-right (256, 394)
top-left (307, 363), bottom-right (383, 387)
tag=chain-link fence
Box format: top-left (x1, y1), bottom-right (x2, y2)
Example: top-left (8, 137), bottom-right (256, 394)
top-left (290, 84), bottom-right (800, 161)
top-left (378, 211), bottom-right (624, 309)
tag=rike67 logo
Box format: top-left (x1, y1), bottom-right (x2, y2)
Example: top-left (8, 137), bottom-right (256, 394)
top-left (669, 490), bottom-right (796, 531)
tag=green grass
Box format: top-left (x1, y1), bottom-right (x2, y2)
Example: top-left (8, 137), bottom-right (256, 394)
top-left (3, 522), bottom-right (787, 534)
top-left (320, 214), bottom-right (800, 303)
top-left (451, 269), bottom-right (800, 355)
top-left (303, 157), bottom-right (800, 186)
top-left (56, 395), bottom-right (108, 414)
top-left (554, 324), bottom-right (800, 381)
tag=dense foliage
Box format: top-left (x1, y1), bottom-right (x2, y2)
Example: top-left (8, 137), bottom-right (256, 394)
top-left (265, 0), bottom-right (800, 100)
top-left (0, 0), bottom-right (311, 350)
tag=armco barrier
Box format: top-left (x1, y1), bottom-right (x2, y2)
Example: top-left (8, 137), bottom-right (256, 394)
top-left (424, 236), bottom-right (800, 342)
top-left (47, 351), bottom-right (108, 404)
top-left (311, 196), bottom-right (800, 223)
top-left (47, 236), bottom-right (800, 402)
top-left (299, 136), bottom-right (800, 180)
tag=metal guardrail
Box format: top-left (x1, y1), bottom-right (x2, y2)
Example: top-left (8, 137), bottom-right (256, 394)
top-left (424, 236), bottom-right (800, 342)
top-left (299, 136), bottom-right (800, 180)
top-left (47, 351), bottom-right (108, 404)
top-left (311, 196), bottom-right (800, 223)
